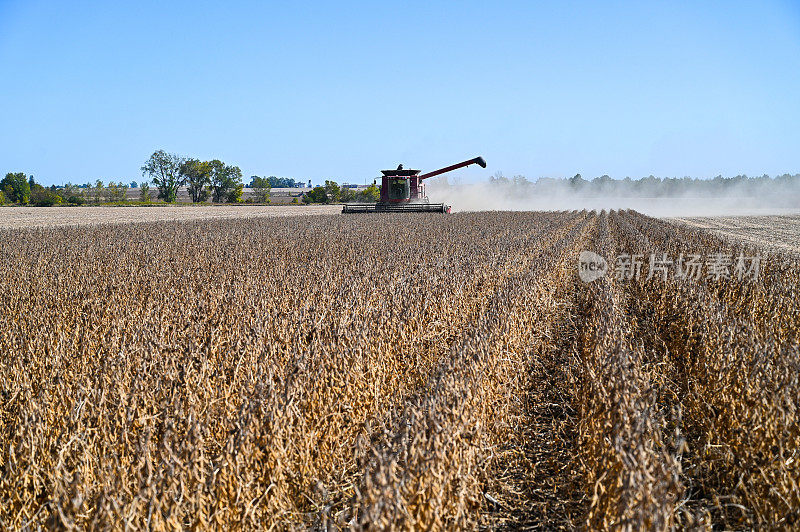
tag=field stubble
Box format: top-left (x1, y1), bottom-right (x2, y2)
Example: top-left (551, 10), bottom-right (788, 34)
top-left (0, 211), bottom-right (798, 530)
top-left (0, 205), bottom-right (341, 229)
top-left (675, 214), bottom-right (800, 256)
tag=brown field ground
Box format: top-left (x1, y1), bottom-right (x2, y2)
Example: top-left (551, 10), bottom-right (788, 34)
top-left (675, 214), bottom-right (800, 256)
top-left (0, 205), bottom-right (341, 228)
top-left (1, 210), bottom-right (798, 529)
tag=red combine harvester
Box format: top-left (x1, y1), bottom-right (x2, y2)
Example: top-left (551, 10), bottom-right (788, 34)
top-left (341, 156), bottom-right (487, 214)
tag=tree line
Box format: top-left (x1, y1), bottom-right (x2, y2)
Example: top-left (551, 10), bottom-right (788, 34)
top-left (485, 172), bottom-right (800, 198)
top-left (141, 150), bottom-right (245, 203)
top-left (1, 150), bottom-right (378, 206)
top-left (1, 151), bottom-right (248, 206)
top-left (0, 174), bottom-right (142, 206)
top-left (302, 180), bottom-right (379, 204)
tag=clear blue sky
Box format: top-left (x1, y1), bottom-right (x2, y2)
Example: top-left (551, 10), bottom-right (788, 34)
top-left (1, 0), bottom-right (799, 186)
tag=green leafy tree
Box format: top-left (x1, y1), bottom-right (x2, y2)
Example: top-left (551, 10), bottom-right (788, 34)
top-left (357, 184), bottom-right (380, 202)
top-left (141, 150), bottom-right (186, 203)
top-left (140, 182), bottom-right (152, 202)
top-left (102, 181), bottom-right (115, 203)
top-left (226, 182), bottom-right (244, 203)
top-left (324, 180), bottom-right (341, 202)
top-left (106, 181), bottom-right (127, 202)
top-left (267, 176), bottom-right (302, 187)
top-left (0, 190), bottom-right (6, 204)
top-left (181, 159), bottom-right (211, 203)
top-left (58, 183), bottom-right (86, 205)
top-left (93, 180), bottom-right (104, 203)
top-left (30, 185), bottom-right (62, 206)
top-left (1, 172), bottom-right (31, 204)
top-left (303, 186), bottom-right (329, 204)
top-left (56, 182), bottom-right (77, 203)
top-left (208, 160), bottom-right (243, 203)
top-left (249, 176), bottom-right (271, 203)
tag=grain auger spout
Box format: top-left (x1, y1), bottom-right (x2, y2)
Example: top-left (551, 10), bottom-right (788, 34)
top-left (342, 156), bottom-right (487, 214)
top-left (417, 157), bottom-right (487, 180)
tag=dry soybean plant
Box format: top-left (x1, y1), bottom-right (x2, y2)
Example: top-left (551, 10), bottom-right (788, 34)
top-left (0, 211), bottom-right (797, 529)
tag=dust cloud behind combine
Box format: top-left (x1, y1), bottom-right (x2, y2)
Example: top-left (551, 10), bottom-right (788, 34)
top-left (427, 176), bottom-right (800, 217)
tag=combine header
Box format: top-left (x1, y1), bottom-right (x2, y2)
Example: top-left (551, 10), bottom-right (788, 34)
top-left (342, 156), bottom-right (486, 214)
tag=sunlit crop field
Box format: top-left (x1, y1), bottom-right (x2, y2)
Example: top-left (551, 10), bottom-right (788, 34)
top-left (1, 211), bottom-right (798, 529)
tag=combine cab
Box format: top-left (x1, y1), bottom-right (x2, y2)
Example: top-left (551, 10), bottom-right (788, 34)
top-left (342, 156), bottom-right (486, 214)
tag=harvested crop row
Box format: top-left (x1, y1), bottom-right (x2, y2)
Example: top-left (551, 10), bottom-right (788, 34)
top-left (564, 212), bottom-right (682, 530)
top-left (354, 212), bottom-right (593, 529)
